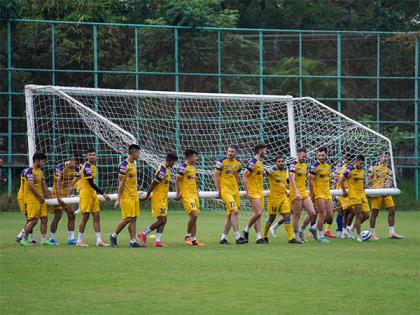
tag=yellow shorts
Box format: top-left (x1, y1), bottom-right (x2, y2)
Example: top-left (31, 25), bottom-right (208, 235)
top-left (17, 198), bottom-right (25, 214)
top-left (151, 197), bottom-right (168, 217)
top-left (80, 192), bottom-right (100, 214)
top-left (314, 192), bottom-right (332, 202)
top-left (183, 197), bottom-right (200, 215)
top-left (338, 196), bottom-right (351, 210)
top-left (370, 196), bottom-right (394, 210)
top-left (290, 190), bottom-right (309, 203)
top-left (120, 196), bottom-right (140, 219)
top-left (268, 197), bottom-right (290, 215)
top-left (249, 193), bottom-right (264, 209)
top-left (25, 202), bottom-right (48, 220)
top-left (349, 196), bottom-right (370, 213)
top-left (221, 191), bottom-right (240, 215)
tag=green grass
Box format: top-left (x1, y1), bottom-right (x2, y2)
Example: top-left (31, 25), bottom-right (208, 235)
top-left (1, 210), bottom-right (419, 315)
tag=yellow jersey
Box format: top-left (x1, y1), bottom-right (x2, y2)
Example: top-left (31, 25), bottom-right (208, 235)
top-left (245, 157), bottom-right (264, 195)
top-left (266, 166), bottom-right (288, 199)
top-left (215, 156), bottom-right (242, 195)
top-left (177, 162), bottom-right (198, 199)
top-left (24, 167), bottom-right (45, 204)
top-left (152, 164), bottom-right (171, 201)
top-left (118, 159), bottom-right (138, 198)
top-left (17, 168), bottom-right (28, 201)
top-left (369, 163), bottom-right (393, 188)
top-left (52, 161), bottom-right (81, 197)
top-left (289, 160), bottom-right (308, 195)
top-left (334, 163), bottom-right (348, 189)
top-left (343, 166), bottom-right (365, 198)
top-left (310, 160), bottom-right (333, 196)
top-left (80, 162), bottom-right (97, 196)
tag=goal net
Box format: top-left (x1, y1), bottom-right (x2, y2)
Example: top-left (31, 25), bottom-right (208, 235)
top-left (25, 85), bottom-right (399, 210)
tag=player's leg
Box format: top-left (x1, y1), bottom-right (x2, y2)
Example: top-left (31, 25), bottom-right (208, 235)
top-left (220, 213), bottom-right (232, 244)
top-left (64, 204), bottom-right (76, 245)
top-left (243, 197), bottom-right (265, 243)
top-left (189, 210), bottom-right (203, 246)
top-left (110, 217), bottom-right (130, 247)
top-left (292, 198), bottom-right (303, 241)
top-left (336, 205), bottom-right (344, 238)
top-left (384, 196), bottom-right (403, 239)
top-left (49, 207), bottom-right (63, 244)
top-left (230, 208), bottom-right (246, 244)
top-left (39, 204), bottom-right (54, 246)
top-left (370, 208), bottom-right (380, 240)
top-left (92, 211), bottom-right (108, 246)
top-left (300, 197), bottom-right (316, 241)
top-left (20, 218), bottom-right (38, 246)
top-left (153, 216), bottom-right (168, 247)
top-left (270, 216), bottom-right (285, 237)
top-left (315, 199), bottom-right (329, 242)
top-left (324, 199), bottom-right (335, 238)
top-left (263, 214), bottom-right (276, 243)
top-left (353, 204), bottom-right (363, 241)
top-left (77, 212), bottom-right (90, 246)
top-left (127, 216), bottom-right (141, 247)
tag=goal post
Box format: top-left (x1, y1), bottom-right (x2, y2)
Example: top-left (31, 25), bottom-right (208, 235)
top-left (24, 85), bottom-right (400, 207)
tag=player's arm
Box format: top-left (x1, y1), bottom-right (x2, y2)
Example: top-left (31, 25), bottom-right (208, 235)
top-left (87, 178), bottom-right (109, 200)
top-left (114, 174), bottom-right (126, 208)
top-left (214, 171), bottom-right (221, 198)
top-left (242, 169), bottom-right (251, 199)
top-left (308, 164), bottom-right (316, 200)
top-left (142, 166), bottom-right (165, 201)
top-left (142, 181), bottom-right (158, 201)
top-left (367, 165), bottom-right (374, 187)
top-left (175, 175), bottom-right (182, 200)
top-left (289, 171), bottom-right (301, 200)
top-left (27, 181), bottom-right (45, 203)
top-left (339, 173), bottom-right (348, 197)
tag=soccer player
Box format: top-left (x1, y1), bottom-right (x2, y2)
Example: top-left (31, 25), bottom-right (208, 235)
top-left (20, 152), bottom-right (55, 246)
top-left (48, 157), bottom-right (81, 245)
top-left (139, 152), bottom-right (178, 247)
top-left (308, 147), bottom-right (333, 243)
top-left (176, 148), bottom-right (204, 246)
top-left (76, 149), bottom-right (110, 247)
top-left (215, 145), bottom-right (247, 245)
top-left (368, 153), bottom-right (403, 240)
top-left (334, 160), bottom-right (354, 239)
top-left (263, 156), bottom-right (300, 244)
top-left (242, 144), bottom-right (267, 244)
top-left (15, 167), bottom-right (37, 244)
top-left (289, 148), bottom-right (316, 242)
top-left (339, 154), bottom-right (370, 241)
top-left (110, 144), bottom-right (143, 248)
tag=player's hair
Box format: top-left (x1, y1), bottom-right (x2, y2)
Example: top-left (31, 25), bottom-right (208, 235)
top-left (275, 155), bottom-right (284, 161)
top-left (228, 144), bottom-right (239, 152)
top-left (184, 148), bottom-right (198, 158)
top-left (166, 152), bottom-right (178, 162)
top-left (86, 148), bottom-right (96, 154)
top-left (356, 154), bottom-right (365, 162)
top-left (317, 147), bottom-right (327, 154)
top-left (297, 147), bottom-right (307, 154)
top-left (128, 144), bottom-right (141, 154)
top-left (32, 152), bottom-right (47, 162)
top-left (254, 143), bottom-right (267, 154)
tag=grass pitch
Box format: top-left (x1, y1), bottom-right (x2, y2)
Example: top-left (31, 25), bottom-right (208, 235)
top-left (1, 210), bottom-right (419, 315)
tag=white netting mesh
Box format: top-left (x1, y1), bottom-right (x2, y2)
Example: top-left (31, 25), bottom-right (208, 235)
top-left (26, 86), bottom-right (395, 213)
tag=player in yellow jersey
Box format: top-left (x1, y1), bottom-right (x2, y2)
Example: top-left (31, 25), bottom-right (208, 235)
top-left (339, 154), bottom-right (370, 241)
top-left (215, 145), bottom-right (247, 245)
top-left (176, 148), bottom-right (204, 246)
top-left (242, 144), bottom-right (268, 244)
top-left (76, 149), bottom-right (110, 247)
top-left (139, 153), bottom-right (178, 247)
top-left (48, 157), bottom-right (81, 245)
top-left (289, 148), bottom-right (317, 242)
top-left (368, 152), bottom-right (403, 240)
top-left (263, 156), bottom-right (301, 244)
top-left (16, 168), bottom-right (37, 244)
top-left (109, 144), bottom-right (143, 248)
top-left (308, 147), bottom-right (333, 243)
top-left (332, 160), bottom-right (354, 239)
top-left (20, 152), bottom-right (55, 246)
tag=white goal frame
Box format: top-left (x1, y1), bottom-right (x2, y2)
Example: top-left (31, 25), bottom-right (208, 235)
top-left (25, 85), bottom-right (400, 206)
